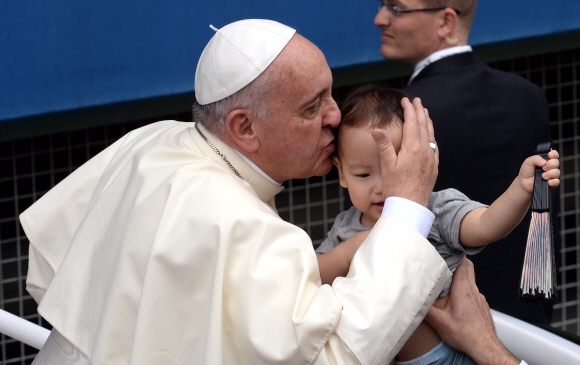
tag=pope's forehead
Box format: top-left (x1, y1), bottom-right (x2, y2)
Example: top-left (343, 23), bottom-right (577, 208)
top-left (268, 38), bottom-right (332, 98)
top-left (275, 35), bottom-right (327, 70)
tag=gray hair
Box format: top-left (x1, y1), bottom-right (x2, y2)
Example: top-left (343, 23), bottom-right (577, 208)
top-left (193, 69), bottom-right (275, 136)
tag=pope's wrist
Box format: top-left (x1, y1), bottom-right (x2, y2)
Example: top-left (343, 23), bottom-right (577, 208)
top-left (381, 197), bottom-right (434, 238)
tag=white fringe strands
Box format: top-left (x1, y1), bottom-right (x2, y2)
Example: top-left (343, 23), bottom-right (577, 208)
top-left (520, 212), bottom-right (556, 302)
top-left (520, 142), bottom-right (557, 303)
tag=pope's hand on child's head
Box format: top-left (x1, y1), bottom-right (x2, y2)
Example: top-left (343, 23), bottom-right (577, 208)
top-left (371, 97), bottom-right (438, 207)
top-left (518, 149), bottom-right (560, 194)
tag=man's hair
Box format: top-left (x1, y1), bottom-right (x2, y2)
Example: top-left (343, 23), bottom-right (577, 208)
top-left (337, 83), bottom-right (412, 153)
top-left (422, 0), bottom-right (477, 31)
top-left (193, 69), bottom-right (275, 136)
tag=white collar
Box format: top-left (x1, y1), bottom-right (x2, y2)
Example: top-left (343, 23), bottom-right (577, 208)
top-left (232, 149), bottom-right (281, 186)
top-left (408, 45), bottom-right (472, 84)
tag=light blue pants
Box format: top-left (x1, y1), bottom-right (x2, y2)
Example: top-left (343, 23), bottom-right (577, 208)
top-left (395, 341), bottom-right (477, 365)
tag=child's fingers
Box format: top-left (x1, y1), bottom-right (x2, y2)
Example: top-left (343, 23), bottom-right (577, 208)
top-left (529, 154), bottom-right (560, 169)
top-left (548, 178), bottom-right (560, 188)
top-left (543, 156), bottom-right (559, 171)
top-left (527, 155), bottom-right (547, 169)
top-left (543, 160), bottom-right (559, 173)
top-left (529, 150), bottom-right (560, 169)
top-left (542, 158), bottom-right (560, 186)
top-left (542, 168), bottom-right (560, 179)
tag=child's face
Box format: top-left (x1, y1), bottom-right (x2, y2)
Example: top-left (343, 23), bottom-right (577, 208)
top-left (335, 119), bottom-right (403, 227)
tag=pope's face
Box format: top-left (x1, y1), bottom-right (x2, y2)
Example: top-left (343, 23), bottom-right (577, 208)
top-left (374, 0), bottom-right (443, 65)
top-left (258, 35), bottom-right (341, 182)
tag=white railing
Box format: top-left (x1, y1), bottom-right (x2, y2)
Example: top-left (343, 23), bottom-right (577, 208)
top-left (0, 309), bottom-right (50, 350)
top-left (491, 309), bottom-right (580, 365)
top-left (1, 308), bottom-right (580, 364)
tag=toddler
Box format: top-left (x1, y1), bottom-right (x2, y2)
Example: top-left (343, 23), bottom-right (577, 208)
top-left (316, 83), bottom-right (560, 365)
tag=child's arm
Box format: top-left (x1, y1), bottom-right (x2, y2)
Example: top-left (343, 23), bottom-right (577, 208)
top-left (459, 150), bottom-right (560, 247)
top-left (317, 230), bottom-right (370, 285)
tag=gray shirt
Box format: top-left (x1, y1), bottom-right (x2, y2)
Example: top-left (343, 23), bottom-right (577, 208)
top-left (316, 188), bottom-right (487, 296)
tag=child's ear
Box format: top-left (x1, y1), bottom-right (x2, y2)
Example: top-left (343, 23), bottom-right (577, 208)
top-left (332, 155), bottom-right (340, 168)
top-left (333, 156), bottom-right (348, 189)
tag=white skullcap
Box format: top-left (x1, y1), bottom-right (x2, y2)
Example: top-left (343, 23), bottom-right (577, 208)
top-left (194, 19), bottom-right (296, 105)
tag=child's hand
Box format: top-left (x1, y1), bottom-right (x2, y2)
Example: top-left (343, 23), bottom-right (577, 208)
top-left (518, 149), bottom-right (560, 194)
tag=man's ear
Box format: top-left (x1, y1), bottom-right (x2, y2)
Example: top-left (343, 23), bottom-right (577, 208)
top-left (225, 109), bottom-right (260, 153)
top-left (333, 156), bottom-right (348, 189)
top-left (437, 8), bottom-right (458, 39)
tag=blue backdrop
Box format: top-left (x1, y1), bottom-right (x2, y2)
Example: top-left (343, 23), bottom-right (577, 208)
top-left (2, 0), bottom-right (579, 122)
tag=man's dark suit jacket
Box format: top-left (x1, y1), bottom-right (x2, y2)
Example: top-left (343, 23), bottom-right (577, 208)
top-left (405, 51), bottom-right (557, 324)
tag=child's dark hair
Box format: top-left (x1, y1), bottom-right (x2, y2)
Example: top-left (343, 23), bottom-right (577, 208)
top-left (336, 83), bottom-right (413, 155)
top-left (340, 83), bottom-right (412, 130)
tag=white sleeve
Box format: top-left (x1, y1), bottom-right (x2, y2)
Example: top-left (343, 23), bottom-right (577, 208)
top-left (331, 213), bottom-right (450, 364)
top-left (25, 245), bottom-right (55, 304)
top-left (382, 196), bottom-right (435, 237)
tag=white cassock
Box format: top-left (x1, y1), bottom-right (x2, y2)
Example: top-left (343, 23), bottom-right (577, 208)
top-left (21, 121), bottom-right (450, 365)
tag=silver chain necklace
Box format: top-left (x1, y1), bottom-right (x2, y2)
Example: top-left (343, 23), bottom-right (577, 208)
top-left (195, 123), bottom-right (243, 180)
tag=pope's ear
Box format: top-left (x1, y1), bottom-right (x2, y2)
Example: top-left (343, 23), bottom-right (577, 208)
top-left (225, 109), bottom-right (259, 152)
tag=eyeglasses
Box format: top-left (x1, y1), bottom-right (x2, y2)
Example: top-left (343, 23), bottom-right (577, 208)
top-left (377, 1), bottom-right (461, 16)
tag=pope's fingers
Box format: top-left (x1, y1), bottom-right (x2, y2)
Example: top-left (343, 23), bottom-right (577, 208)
top-left (478, 294), bottom-right (496, 334)
top-left (425, 305), bottom-right (444, 324)
top-left (454, 257), bottom-right (475, 281)
top-left (372, 128), bottom-right (392, 152)
top-left (401, 97), bottom-right (421, 141)
top-left (478, 292), bottom-right (489, 312)
top-left (411, 97), bottom-right (430, 141)
top-left (455, 258), bottom-right (480, 295)
top-left (401, 97), bottom-right (434, 154)
top-left (372, 128), bottom-right (399, 199)
top-left (425, 108), bottom-right (436, 144)
top-left (372, 128), bottom-right (396, 168)
top-left (425, 108), bottom-right (439, 162)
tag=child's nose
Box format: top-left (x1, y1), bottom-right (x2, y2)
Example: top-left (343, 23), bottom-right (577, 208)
top-left (372, 177), bottom-right (383, 194)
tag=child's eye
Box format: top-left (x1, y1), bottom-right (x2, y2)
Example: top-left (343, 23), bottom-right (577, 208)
top-left (356, 173), bottom-right (370, 178)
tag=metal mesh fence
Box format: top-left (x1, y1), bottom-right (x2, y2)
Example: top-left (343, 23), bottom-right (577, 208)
top-left (486, 49), bottom-right (579, 335)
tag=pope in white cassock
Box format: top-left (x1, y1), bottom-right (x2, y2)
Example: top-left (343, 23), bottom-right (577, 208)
top-left (21, 19), bottom-right (451, 365)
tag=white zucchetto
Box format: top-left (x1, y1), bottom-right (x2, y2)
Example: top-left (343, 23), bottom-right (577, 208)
top-left (194, 19), bottom-right (296, 105)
